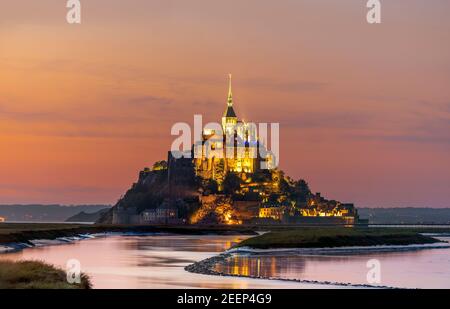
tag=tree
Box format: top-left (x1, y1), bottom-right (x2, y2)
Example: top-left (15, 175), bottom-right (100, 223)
top-left (203, 179), bottom-right (219, 194)
top-left (295, 179), bottom-right (311, 195)
top-left (213, 159), bottom-right (225, 185)
top-left (222, 173), bottom-right (243, 195)
top-left (152, 160), bottom-right (168, 171)
top-left (252, 170), bottom-right (271, 183)
top-left (292, 179), bottom-right (311, 202)
top-left (268, 193), bottom-right (280, 204)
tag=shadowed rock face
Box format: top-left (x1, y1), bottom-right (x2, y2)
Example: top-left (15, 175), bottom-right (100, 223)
top-left (97, 155), bottom-right (200, 224)
top-left (96, 159), bottom-right (251, 225)
top-left (97, 148), bottom-right (358, 225)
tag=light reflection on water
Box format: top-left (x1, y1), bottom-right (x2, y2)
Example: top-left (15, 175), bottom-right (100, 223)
top-left (215, 237), bottom-right (450, 289)
top-left (1, 235), bottom-right (448, 289)
top-left (0, 235), bottom-right (330, 289)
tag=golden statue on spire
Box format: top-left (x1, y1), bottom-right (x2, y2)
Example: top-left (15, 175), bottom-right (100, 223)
top-left (227, 73), bottom-right (233, 106)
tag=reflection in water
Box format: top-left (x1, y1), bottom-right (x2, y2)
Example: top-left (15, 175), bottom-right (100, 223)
top-left (216, 254), bottom-right (324, 284)
top-left (124, 235), bottom-right (243, 253)
top-left (221, 255), bottom-right (308, 279)
top-left (1, 234), bottom-right (448, 289)
top-left (216, 237), bottom-right (450, 289)
top-left (0, 235), bottom-right (330, 289)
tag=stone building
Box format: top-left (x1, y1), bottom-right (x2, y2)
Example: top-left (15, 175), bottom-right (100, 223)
top-left (141, 200), bottom-right (179, 224)
top-left (259, 205), bottom-right (286, 221)
top-left (193, 75), bottom-right (275, 187)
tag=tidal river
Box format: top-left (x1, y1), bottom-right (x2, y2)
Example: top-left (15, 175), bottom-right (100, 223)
top-left (1, 234), bottom-right (449, 289)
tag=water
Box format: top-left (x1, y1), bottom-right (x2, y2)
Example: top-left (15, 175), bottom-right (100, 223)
top-left (370, 225), bottom-right (450, 228)
top-left (1, 234), bottom-right (449, 289)
top-left (0, 235), bottom-right (333, 289)
top-left (215, 237), bottom-right (450, 289)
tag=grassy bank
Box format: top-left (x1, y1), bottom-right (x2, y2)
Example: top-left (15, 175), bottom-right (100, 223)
top-left (1, 223), bottom-right (449, 248)
top-left (235, 228), bottom-right (444, 249)
top-left (0, 260), bottom-right (91, 289)
top-left (0, 223), bottom-right (257, 245)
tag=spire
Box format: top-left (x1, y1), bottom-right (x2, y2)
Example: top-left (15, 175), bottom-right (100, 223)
top-left (223, 73), bottom-right (237, 118)
top-left (227, 73), bottom-right (233, 107)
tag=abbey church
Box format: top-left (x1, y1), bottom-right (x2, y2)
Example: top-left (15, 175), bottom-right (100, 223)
top-left (193, 75), bottom-right (275, 187)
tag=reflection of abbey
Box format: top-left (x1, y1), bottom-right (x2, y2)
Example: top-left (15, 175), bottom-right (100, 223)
top-left (193, 74), bottom-right (275, 187)
top-left (102, 76), bottom-right (363, 226)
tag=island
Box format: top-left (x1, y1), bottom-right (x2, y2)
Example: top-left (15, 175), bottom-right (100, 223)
top-left (97, 77), bottom-right (365, 227)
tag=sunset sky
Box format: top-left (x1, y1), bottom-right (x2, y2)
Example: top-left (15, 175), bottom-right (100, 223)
top-left (0, 0), bottom-right (449, 207)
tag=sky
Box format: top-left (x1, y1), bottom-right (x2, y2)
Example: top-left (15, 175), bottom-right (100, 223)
top-left (0, 0), bottom-right (449, 207)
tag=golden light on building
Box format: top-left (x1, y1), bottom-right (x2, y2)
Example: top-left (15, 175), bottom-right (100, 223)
top-left (194, 74), bottom-right (275, 186)
top-left (189, 75), bottom-right (358, 225)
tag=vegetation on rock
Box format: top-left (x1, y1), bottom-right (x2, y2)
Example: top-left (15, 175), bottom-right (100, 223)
top-left (235, 228), bottom-right (444, 249)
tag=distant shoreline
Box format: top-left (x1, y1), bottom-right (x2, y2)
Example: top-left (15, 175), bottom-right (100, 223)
top-left (0, 223), bottom-right (257, 253)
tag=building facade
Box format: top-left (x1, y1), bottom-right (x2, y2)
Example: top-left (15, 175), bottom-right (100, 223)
top-left (194, 75), bottom-right (274, 186)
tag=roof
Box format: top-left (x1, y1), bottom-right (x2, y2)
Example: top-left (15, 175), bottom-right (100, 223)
top-left (223, 74), bottom-right (237, 118)
top-left (223, 105), bottom-right (237, 118)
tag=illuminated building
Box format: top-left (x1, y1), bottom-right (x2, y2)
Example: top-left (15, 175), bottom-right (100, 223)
top-left (194, 74), bottom-right (274, 186)
top-left (259, 205), bottom-right (286, 221)
top-left (110, 76), bottom-right (360, 226)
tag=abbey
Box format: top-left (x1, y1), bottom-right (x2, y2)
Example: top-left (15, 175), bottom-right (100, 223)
top-left (103, 75), bottom-right (363, 226)
top-left (193, 74), bottom-right (275, 188)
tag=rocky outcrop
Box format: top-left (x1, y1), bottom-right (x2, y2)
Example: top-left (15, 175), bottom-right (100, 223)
top-left (97, 154), bottom-right (199, 224)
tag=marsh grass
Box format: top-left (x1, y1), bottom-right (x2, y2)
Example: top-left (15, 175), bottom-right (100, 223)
top-left (0, 223), bottom-right (256, 244)
top-left (235, 228), bottom-right (443, 249)
top-left (0, 260), bottom-right (91, 289)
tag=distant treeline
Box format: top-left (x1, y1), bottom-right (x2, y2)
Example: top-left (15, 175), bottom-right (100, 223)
top-left (0, 205), bottom-right (111, 222)
top-left (359, 208), bottom-right (450, 224)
